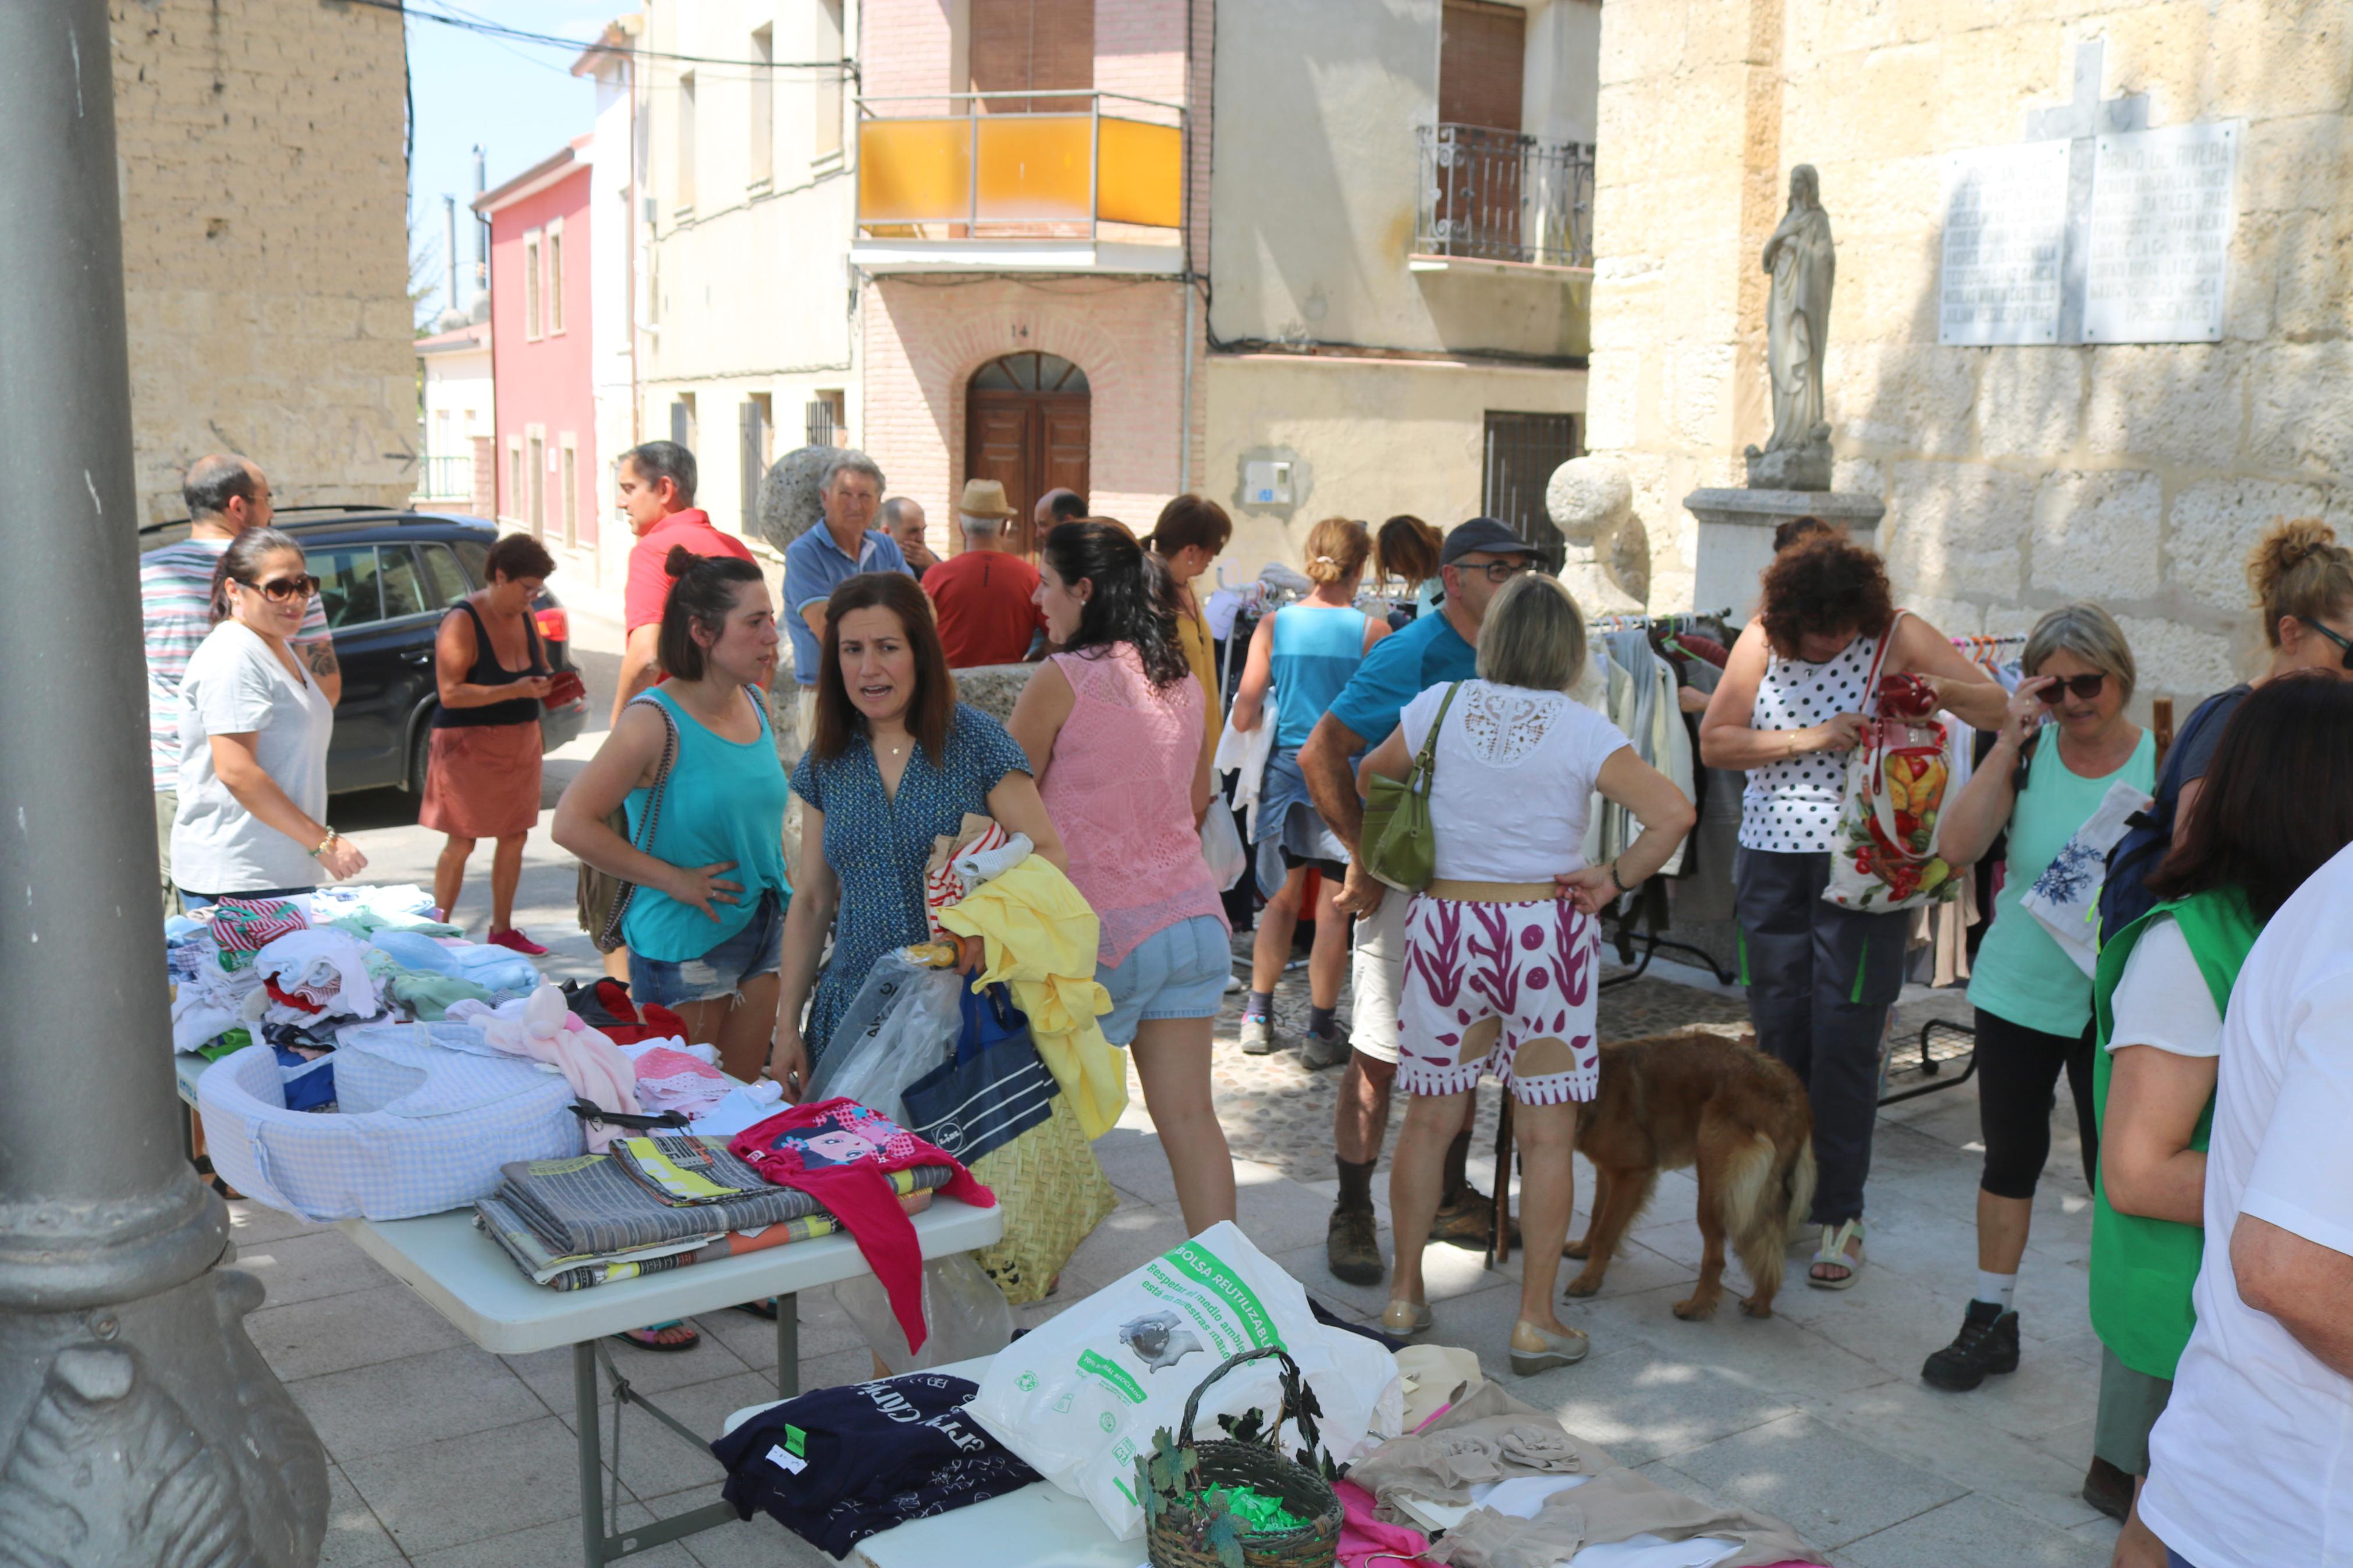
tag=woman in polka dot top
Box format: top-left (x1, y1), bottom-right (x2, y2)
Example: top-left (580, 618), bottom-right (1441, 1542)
top-left (1698, 535), bottom-right (2007, 1288)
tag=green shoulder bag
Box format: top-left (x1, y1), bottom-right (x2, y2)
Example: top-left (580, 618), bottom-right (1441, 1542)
top-left (1358, 681), bottom-right (1460, 893)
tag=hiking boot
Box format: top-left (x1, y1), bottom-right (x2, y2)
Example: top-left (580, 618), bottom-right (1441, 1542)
top-left (1921, 1300), bottom-right (2021, 1391)
top-left (2081, 1456), bottom-right (2133, 1523)
top-left (1326, 1204), bottom-right (1384, 1286)
top-left (1429, 1193), bottom-right (1518, 1249)
top-left (1299, 1024), bottom-right (1351, 1070)
top-left (1240, 1015), bottom-right (1280, 1055)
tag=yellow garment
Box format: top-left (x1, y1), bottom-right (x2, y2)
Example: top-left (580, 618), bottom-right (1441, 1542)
top-left (939, 856), bottom-right (1127, 1139)
top-left (1175, 592), bottom-right (1223, 739)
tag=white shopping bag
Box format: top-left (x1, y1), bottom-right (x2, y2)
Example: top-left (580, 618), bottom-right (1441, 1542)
top-left (966, 1221), bottom-right (1401, 1539)
top-left (2021, 778), bottom-right (2153, 976)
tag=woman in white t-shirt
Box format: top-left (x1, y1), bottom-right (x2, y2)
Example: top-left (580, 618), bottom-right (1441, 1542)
top-left (171, 528), bottom-right (366, 904)
top-left (1358, 574), bottom-right (1694, 1373)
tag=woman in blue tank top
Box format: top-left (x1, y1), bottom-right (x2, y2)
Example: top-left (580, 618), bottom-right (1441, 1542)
top-left (556, 546), bottom-right (791, 1079)
top-left (1229, 518), bottom-right (1389, 1061)
top-left (553, 545), bottom-right (792, 1354)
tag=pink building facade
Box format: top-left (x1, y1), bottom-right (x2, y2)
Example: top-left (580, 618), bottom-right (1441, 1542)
top-left (478, 138), bottom-right (601, 553)
top-left (853, 0), bottom-right (1212, 558)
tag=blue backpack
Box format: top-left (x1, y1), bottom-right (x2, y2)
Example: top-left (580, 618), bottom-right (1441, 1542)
top-left (2097, 687), bottom-right (2247, 944)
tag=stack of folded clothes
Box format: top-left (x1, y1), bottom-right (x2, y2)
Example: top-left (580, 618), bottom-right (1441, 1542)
top-left (475, 1133), bottom-right (950, 1291)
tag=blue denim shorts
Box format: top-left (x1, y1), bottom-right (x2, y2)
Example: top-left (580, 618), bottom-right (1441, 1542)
top-left (629, 891), bottom-right (785, 1008)
top-left (1094, 914), bottom-right (1231, 1046)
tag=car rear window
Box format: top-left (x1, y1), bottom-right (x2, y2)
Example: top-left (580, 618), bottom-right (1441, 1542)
top-left (378, 547), bottom-right (431, 619)
top-left (313, 547), bottom-right (381, 629)
top-left (418, 543), bottom-right (471, 608)
top-left (451, 539), bottom-right (490, 585)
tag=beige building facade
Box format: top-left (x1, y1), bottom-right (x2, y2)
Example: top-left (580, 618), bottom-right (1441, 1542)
top-left (1206, 0), bottom-right (1598, 570)
top-left (633, 0), bottom-right (861, 554)
top-left (1586, 0), bottom-right (2353, 706)
top-left (111, 0), bottom-right (414, 524)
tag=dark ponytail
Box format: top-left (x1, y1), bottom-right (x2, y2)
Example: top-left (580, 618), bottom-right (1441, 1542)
top-left (209, 527), bottom-right (304, 623)
top-left (1042, 520), bottom-right (1191, 691)
top-left (657, 545), bottom-right (764, 681)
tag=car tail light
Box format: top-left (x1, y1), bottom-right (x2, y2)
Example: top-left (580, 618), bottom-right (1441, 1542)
top-left (534, 607), bottom-right (569, 644)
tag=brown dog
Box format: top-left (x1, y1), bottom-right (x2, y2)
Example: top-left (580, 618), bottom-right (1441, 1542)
top-left (1563, 1028), bottom-right (1815, 1320)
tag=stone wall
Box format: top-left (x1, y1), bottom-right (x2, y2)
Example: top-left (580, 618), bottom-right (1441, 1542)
top-left (1586, 0), bottom-right (2353, 707)
top-left (111, 0), bottom-right (415, 524)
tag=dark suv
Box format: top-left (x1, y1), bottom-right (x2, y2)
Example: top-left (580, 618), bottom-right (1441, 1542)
top-left (138, 507), bottom-right (588, 794)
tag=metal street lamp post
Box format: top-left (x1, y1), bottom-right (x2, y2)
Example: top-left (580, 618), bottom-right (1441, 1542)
top-left (0, 2), bottom-right (329, 1560)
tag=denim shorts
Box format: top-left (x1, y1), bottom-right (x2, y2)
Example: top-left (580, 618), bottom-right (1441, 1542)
top-left (629, 891), bottom-right (785, 1008)
top-left (1094, 915), bottom-right (1231, 1046)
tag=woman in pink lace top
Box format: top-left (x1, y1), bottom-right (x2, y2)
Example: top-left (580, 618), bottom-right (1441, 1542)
top-left (1008, 521), bottom-right (1236, 1231)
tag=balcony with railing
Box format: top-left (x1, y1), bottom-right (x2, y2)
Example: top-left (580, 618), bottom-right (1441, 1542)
top-left (1411, 125), bottom-right (1596, 275)
top-left (412, 453), bottom-right (474, 504)
top-left (851, 91), bottom-right (1186, 273)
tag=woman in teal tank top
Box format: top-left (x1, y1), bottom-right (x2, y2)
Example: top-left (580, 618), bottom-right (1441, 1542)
top-left (2087, 674), bottom-right (2353, 1558)
top-left (555, 547), bottom-right (790, 1080)
top-left (1229, 518), bottom-right (1389, 1061)
top-left (1918, 604), bottom-right (2152, 1395)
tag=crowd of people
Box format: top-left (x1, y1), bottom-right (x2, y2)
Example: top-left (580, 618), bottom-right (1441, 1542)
top-left (139, 438), bottom-right (2353, 1568)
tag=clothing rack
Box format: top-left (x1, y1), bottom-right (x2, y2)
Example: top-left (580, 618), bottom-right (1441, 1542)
top-left (1592, 608), bottom-right (1733, 632)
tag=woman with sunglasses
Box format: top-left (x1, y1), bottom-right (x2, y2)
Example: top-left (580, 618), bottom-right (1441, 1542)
top-left (172, 528), bottom-right (367, 905)
top-left (1918, 602), bottom-right (2152, 1395)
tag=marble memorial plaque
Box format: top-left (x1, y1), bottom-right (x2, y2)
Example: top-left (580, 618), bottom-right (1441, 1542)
top-left (2084, 122), bottom-right (2239, 344)
top-left (1938, 141), bottom-right (2070, 346)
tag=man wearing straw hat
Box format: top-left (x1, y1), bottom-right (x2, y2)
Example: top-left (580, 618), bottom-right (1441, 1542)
top-left (924, 478), bottom-right (1048, 669)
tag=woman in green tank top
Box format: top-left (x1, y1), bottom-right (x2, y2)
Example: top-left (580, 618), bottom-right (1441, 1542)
top-left (2087, 673), bottom-right (2353, 1565)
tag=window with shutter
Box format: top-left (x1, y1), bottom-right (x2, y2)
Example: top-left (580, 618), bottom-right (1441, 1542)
top-left (969, 0), bottom-right (1094, 115)
top-left (1439, 0), bottom-right (1525, 131)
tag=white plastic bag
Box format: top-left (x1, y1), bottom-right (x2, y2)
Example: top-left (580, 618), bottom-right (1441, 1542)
top-left (832, 1253), bottom-right (1016, 1374)
top-left (967, 1221), bottom-right (1402, 1539)
top-left (1200, 801), bottom-right (1247, 892)
top-left (804, 950), bottom-right (963, 1123)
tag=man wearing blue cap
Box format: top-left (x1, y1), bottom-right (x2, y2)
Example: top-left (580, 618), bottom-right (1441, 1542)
top-left (1299, 517), bottom-right (1541, 1283)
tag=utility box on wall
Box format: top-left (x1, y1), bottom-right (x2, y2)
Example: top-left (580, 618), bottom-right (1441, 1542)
top-left (1243, 458), bottom-right (1293, 507)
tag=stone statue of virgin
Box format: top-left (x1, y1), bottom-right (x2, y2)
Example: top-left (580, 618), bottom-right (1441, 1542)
top-left (1761, 164), bottom-right (1834, 458)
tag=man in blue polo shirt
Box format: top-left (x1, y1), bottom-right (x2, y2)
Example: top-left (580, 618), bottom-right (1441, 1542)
top-left (1299, 517), bottom-right (1541, 1284)
top-left (782, 451), bottom-right (911, 737)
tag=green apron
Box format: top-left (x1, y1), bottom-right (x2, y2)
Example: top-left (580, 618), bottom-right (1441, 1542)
top-left (2087, 887), bottom-right (2260, 1380)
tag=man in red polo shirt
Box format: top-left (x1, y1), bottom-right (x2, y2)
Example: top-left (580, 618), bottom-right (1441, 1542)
top-left (925, 479), bottom-right (1046, 669)
top-left (612, 440), bottom-right (755, 724)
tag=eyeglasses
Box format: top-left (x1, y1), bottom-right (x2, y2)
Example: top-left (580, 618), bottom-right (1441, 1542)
top-left (238, 574), bottom-right (320, 603)
top-left (2032, 673), bottom-right (2108, 703)
top-left (1461, 558), bottom-right (1536, 584)
top-left (2300, 617), bottom-right (2353, 670)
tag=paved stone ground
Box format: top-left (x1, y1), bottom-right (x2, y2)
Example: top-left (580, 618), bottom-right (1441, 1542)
top-left (232, 584), bottom-right (2110, 1566)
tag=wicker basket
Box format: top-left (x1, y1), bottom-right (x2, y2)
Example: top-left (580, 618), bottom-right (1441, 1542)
top-left (1140, 1347), bottom-right (1343, 1568)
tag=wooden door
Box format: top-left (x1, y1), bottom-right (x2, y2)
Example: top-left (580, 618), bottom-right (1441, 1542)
top-left (1436, 0), bottom-right (1527, 259)
top-left (965, 354), bottom-right (1091, 557)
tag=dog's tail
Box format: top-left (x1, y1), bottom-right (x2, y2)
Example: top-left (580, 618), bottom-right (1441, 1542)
top-left (1720, 1132), bottom-right (1785, 1304)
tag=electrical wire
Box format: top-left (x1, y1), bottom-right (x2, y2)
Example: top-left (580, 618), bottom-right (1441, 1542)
top-left (347, 0), bottom-right (856, 72)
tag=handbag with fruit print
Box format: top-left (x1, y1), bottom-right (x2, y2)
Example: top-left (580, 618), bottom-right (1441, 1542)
top-left (1822, 611), bottom-right (1961, 912)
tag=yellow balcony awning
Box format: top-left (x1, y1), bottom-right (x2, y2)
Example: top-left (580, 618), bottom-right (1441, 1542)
top-left (856, 105), bottom-right (1183, 230)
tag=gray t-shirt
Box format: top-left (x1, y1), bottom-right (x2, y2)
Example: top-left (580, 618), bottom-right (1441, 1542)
top-left (171, 620), bottom-right (332, 895)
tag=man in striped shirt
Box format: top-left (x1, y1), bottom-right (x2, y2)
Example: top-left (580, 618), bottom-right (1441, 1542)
top-left (142, 455), bottom-right (338, 913)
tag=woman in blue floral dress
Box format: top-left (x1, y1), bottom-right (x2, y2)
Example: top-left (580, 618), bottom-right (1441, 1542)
top-left (1913, 602), bottom-right (2151, 1393)
top-left (769, 572), bottom-right (1064, 1086)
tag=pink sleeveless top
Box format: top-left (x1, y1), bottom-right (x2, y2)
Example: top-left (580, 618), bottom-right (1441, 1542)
top-left (1041, 643), bottom-right (1229, 966)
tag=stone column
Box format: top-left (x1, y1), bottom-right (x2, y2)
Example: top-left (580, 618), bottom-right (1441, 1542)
top-left (0, 3), bottom-right (328, 1560)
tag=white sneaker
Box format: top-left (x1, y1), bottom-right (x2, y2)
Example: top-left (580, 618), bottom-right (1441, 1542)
top-left (1222, 970), bottom-right (1243, 994)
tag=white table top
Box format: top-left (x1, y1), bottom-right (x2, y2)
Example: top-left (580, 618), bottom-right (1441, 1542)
top-left (175, 1051), bottom-right (209, 1104)
top-left (723, 1356), bottom-right (1140, 1568)
top-left (339, 1198), bottom-right (1005, 1356)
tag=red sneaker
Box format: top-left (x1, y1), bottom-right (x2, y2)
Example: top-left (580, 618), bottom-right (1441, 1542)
top-left (488, 927), bottom-right (549, 957)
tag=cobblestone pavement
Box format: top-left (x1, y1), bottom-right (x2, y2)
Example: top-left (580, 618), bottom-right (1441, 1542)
top-left (1211, 926), bottom-right (1975, 1186)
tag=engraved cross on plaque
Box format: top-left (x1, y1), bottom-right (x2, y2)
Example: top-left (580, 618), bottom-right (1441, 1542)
top-left (2026, 39), bottom-right (2149, 344)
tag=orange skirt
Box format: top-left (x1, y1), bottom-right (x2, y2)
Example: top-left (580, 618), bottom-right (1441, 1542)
top-left (418, 722), bottom-right (542, 840)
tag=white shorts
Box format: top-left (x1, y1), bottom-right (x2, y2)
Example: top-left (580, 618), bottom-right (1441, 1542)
top-left (1348, 892), bottom-right (1409, 1065)
top-left (1395, 891), bottom-right (1602, 1105)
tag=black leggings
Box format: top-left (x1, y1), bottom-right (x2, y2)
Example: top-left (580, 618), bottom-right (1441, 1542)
top-left (1974, 1009), bottom-right (2099, 1200)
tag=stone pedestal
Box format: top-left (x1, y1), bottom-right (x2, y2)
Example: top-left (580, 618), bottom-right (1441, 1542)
top-left (1683, 488), bottom-right (1885, 625)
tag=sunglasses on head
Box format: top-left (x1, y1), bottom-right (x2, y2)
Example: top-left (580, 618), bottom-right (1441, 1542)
top-left (2033, 673), bottom-right (2107, 703)
top-left (239, 573), bottom-right (320, 603)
